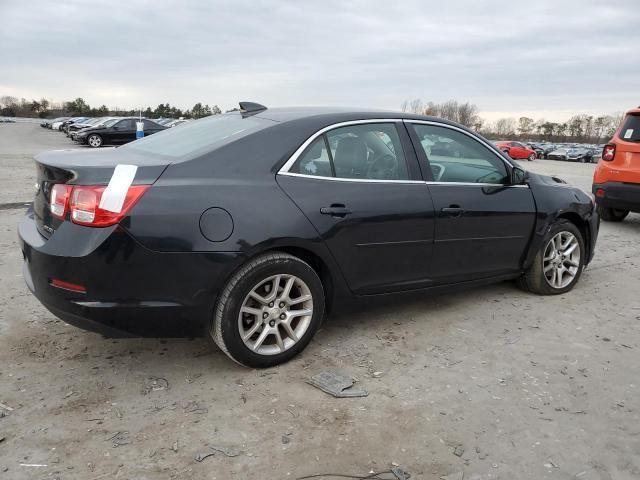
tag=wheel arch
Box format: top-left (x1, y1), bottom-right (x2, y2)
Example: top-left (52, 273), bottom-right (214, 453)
top-left (555, 211), bottom-right (591, 263)
top-left (262, 245), bottom-right (336, 314)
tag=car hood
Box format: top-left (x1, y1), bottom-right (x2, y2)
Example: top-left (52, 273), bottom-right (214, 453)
top-left (526, 171), bottom-right (568, 186)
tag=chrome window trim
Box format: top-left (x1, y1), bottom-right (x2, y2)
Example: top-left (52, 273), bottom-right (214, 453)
top-left (277, 117), bottom-right (529, 188)
top-left (278, 118), bottom-right (405, 175)
top-left (403, 119), bottom-right (516, 169)
top-left (278, 171), bottom-right (424, 184)
top-left (278, 172), bottom-right (528, 188)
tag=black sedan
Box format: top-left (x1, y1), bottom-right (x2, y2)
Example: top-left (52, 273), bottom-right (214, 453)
top-left (19, 103), bottom-right (599, 367)
top-left (74, 118), bottom-right (166, 147)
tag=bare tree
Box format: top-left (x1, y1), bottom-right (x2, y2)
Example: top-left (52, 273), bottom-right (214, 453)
top-left (493, 118), bottom-right (516, 138)
top-left (409, 99), bottom-right (423, 114)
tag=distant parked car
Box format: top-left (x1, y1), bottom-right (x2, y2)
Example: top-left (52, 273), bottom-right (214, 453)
top-left (565, 148), bottom-right (595, 163)
top-left (494, 141), bottom-right (537, 161)
top-left (167, 119), bottom-right (189, 127)
top-left (61, 117), bottom-right (89, 133)
top-left (67, 117), bottom-right (112, 136)
top-left (593, 106), bottom-right (640, 222)
top-left (75, 118), bottom-right (167, 147)
top-left (69, 118), bottom-right (120, 140)
top-left (51, 118), bottom-right (71, 130)
top-left (526, 143), bottom-right (546, 159)
top-left (45, 117), bottom-right (69, 129)
top-left (547, 148), bottom-right (569, 161)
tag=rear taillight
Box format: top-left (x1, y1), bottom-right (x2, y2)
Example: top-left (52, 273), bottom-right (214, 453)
top-left (602, 144), bottom-right (616, 161)
top-left (49, 184), bottom-right (73, 219)
top-left (70, 185), bottom-right (149, 227)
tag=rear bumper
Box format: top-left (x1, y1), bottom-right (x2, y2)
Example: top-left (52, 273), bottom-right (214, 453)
top-left (19, 209), bottom-right (245, 337)
top-left (593, 182), bottom-right (640, 213)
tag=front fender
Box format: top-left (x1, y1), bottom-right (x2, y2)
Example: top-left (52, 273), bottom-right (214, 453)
top-left (523, 181), bottom-right (598, 269)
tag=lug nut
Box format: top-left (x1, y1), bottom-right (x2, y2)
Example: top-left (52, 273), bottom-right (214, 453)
top-left (279, 302), bottom-right (285, 308)
top-left (263, 312), bottom-right (268, 319)
top-left (280, 314), bottom-right (286, 319)
top-left (269, 320), bottom-right (276, 327)
top-left (269, 302), bottom-right (274, 307)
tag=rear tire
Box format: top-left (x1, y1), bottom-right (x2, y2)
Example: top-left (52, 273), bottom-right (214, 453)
top-left (597, 205), bottom-right (629, 222)
top-left (517, 219), bottom-right (585, 295)
top-left (211, 252), bottom-right (325, 368)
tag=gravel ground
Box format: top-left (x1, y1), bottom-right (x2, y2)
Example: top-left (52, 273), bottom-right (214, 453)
top-left (1, 123), bottom-right (639, 480)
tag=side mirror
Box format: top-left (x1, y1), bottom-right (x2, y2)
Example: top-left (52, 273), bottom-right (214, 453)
top-left (112, 126), bottom-right (119, 130)
top-left (512, 166), bottom-right (527, 185)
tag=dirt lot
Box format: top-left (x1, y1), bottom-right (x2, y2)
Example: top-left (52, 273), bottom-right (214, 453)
top-left (1, 123), bottom-right (639, 480)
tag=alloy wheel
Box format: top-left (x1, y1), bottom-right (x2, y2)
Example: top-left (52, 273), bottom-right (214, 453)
top-left (238, 274), bottom-right (313, 355)
top-left (88, 135), bottom-right (102, 147)
top-left (542, 231), bottom-right (581, 289)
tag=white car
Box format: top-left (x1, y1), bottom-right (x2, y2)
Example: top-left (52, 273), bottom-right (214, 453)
top-left (51, 120), bottom-right (65, 130)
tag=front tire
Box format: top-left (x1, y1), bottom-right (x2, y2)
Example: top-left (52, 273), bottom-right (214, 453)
top-left (528, 153), bottom-right (535, 161)
top-left (211, 252), bottom-right (325, 368)
top-left (87, 134), bottom-right (103, 148)
top-left (517, 219), bottom-right (585, 295)
top-left (597, 205), bottom-right (629, 222)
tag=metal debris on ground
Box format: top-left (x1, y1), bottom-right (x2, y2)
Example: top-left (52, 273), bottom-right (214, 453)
top-left (210, 445), bottom-right (242, 457)
top-left (296, 468), bottom-right (410, 479)
top-left (440, 473), bottom-right (464, 480)
top-left (194, 445), bottom-right (243, 462)
top-left (172, 440), bottom-right (179, 452)
top-left (307, 371), bottom-right (368, 398)
top-left (194, 451), bottom-right (216, 462)
top-left (0, 402), bottom-right (14, 411)
top-left (106, 431), bottom-right (130, 448)
top-left (142, 377), bottom-right (169, 395)
top-left (183, 400), bottom-right (208, 414)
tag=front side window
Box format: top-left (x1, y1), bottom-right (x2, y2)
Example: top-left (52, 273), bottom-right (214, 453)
top-left (410, 124), bottom-right (509, 184)
top-left (290, 123), bottom-right (409, 181)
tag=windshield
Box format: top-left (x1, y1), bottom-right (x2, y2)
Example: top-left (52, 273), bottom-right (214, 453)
top-left (102, 118), bottom-right (119, 127)
top-left (121, 113), bottom-right (273, 160)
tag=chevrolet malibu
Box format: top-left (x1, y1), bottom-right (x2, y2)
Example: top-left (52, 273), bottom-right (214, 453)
top-left (19, 103), bottom-right (599, 367)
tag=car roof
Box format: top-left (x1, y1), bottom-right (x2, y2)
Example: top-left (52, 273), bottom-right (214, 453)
top-left (253, 106), bottom-right (463, 127)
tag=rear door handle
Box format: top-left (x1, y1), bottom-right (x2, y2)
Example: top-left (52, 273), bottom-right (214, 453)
top-left (442, 205), bottom-right (464, 216)
top-left (320, 204), bottom-right (352, 218)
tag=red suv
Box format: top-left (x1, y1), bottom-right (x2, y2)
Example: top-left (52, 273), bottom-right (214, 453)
top-left (592, 107), bottom-right (640, 221)
top-left (494, 141), bottom-right (537, 161)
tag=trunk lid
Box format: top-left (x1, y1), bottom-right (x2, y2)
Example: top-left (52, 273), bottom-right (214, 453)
top-left (33, 148), bottom-right (169, 239)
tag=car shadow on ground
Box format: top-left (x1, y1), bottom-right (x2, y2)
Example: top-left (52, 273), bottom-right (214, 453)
top-left (17, 280), bottom-right (523, 378)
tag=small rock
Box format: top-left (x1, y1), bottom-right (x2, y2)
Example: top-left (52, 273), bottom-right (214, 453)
top-left (281, 435), bottom-right (291, 445)
top-left (453, 446), bottom-right (465, 457)
top-left (172, 440), bottom-right (179, 452)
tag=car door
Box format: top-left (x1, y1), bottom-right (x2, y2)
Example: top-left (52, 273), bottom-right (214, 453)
top-left (509, 142), bottom-right (525, 159)
top-left (406, 121), bottom-right (536, 284)
top-left (112, 119), bottom-right (136, 144)
top-left (277, 120), bottom-right (436, 295)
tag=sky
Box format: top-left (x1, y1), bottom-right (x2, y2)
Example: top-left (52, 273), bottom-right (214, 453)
top-left (0, 0), bottom-right (638, 122)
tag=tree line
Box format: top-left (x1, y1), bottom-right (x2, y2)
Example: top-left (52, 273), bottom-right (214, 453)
top-left (0, 96), bottom-right (222, 119)
top-left (401, 98), bottom-right (623, 144)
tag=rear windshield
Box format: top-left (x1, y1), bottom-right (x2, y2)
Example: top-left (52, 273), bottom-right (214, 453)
top-left (619, 114), bottom-right (640, 142)
top-left (121, 113), bottom-right (274, 160)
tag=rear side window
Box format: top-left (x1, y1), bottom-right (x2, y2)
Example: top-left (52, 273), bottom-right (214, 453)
top-left (619, 114), bottom-right (640, 142)
top-left (290, 123), bottom-right (409, 181)
top-left (122, 113), bottom-right (272, 160)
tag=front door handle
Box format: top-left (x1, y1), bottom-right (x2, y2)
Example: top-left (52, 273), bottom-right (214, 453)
top-left (442, 205), bottom-right (464, 216)
top-left (320, 204), bottom-right (352, 218)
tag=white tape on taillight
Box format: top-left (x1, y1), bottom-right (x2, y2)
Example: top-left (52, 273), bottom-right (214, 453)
top-left (99, 164), bottom-right (138, 213)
